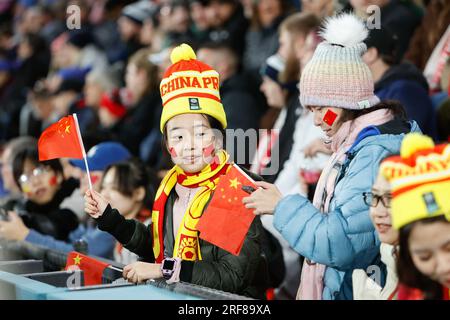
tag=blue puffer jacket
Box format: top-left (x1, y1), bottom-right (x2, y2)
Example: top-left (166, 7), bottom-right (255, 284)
top-left (273, 119), bottom-right (420, 300)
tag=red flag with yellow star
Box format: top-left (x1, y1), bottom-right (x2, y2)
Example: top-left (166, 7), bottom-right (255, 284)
top-left (196, 164), bottom-right (257, 256)
top-left (38, 115), bottom-right (84, 161)
top-left (65, 251), bottom-right (109, 286)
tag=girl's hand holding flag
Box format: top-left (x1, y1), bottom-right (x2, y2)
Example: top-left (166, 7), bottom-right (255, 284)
top-left (84, 189), bottom-right (109, 219)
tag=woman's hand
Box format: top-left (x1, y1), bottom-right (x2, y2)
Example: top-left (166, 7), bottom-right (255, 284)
top-left (242, 181), bottom-right (283, 215)
top-left (303, 138), bottom-right (332, 158)
top-left (0, 211), bottom-right (30, 241)
top-left (84, 189), bottom-right (109, 218)
top-left (123, 262), bottom-right (163, 283)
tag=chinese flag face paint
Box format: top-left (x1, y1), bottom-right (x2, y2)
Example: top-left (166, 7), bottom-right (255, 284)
top-left (48, 175), bottom-right (58, 186)
top-left (323, 109), bottom-right (338, 126)
top-left (203, 144), bottom-right (215, 158)
top-left (169, 147), bottom-right (178, 157)
top-left (90, 174), bottom-right (100, 186)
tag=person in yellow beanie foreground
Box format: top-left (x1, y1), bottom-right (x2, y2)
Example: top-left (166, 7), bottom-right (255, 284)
top-left (380, 133), bottom-right (450, 300)
top-left (83, 43), bottom-right (269, 299)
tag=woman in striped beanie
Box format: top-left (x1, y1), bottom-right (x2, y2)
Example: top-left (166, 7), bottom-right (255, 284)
top-left (243, 13), bottom-right (421, 299)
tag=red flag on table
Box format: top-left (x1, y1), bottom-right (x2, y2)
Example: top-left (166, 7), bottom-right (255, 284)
top-left (38, 115), bottom-right (83, 161)
top-left (197, 164), bottom-right (257, 256)
top-left (65, 251), bottom-right (110, 286)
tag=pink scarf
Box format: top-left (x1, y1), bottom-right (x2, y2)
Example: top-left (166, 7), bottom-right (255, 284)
top-left (297, 108), bottom-right (394, 300)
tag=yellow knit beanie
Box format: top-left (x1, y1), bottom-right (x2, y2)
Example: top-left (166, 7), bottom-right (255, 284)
top-left (380, 133), bottom-right (450, 229)
top-left (159, 43), bottom-right (227, 132)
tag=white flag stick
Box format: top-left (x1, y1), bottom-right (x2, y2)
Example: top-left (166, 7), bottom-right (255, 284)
top-left (73, 113), bottom-right (93, 191)
top-left (232, 162), bottom-right (257, 185)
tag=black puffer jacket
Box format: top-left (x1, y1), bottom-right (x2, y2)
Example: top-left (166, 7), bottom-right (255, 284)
top-left (96, 168), bottom-right (273, 299)
top-left (3, 178), bottom-right (80, 241)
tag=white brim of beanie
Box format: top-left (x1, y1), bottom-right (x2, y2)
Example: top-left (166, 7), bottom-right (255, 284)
top-left (300, 94), bottom-right (380, 110)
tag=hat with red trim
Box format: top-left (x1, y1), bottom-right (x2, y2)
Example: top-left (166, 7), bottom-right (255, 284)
top-left (159, 43), bottom-right (227, 132)
top-left (379, 133), bottom-right (450, 229)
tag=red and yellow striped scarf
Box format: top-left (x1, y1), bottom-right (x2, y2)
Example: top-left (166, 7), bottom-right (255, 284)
top-left (152, 150), bottom-right (230, 263)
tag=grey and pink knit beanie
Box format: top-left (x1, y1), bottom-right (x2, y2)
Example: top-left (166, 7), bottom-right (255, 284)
top-left (299, 13), bottom-right (380, 110)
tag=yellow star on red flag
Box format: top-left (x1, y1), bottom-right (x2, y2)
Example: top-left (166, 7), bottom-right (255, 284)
top-left (229, 178), bottom-right (241, 189)
top-left (73, 254), bottom-right (82, 265)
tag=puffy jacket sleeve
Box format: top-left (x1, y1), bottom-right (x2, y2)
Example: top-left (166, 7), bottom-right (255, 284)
top-left (273, 144), bottom-right (391, 270)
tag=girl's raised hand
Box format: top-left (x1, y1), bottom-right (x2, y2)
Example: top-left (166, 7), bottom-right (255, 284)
top-left (84, 189), bottom-right (109, 218)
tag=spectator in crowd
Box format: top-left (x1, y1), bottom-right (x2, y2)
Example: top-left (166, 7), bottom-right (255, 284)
top-left (100, 159), bottom-right (154, 264)
top-left (16, 5), bottom-right (46, 37)
top-left (139, 2), bottom-right (162, 50)
top-left (0, 53), bottom-right (19, 142)
top-left (108, 48), bottom-right (162, 157)
top-left (0, 136), bottom-right (37, 204)
top-left (243, 14), bottom-right (420, 300)
top-left (197, 42), bottom-right (263, 167)
top-left (0, 144), bottom-right (79, 241)
top-left (251, 54), bottom-right (294, 179)
top-left (70, 142), bottom-right (132, 201)
top-left (270, 12), bottom-right (326, 197)
top-left (0, 142), bottom-right (132, 260)
top-left (159, 0), bottom-right (194, 48)
top-left (116, 0), bottom-right (154, 63)
top-left (345, 0), bottom-right (422, 61)
top-left (38, 1), bottom-right (67, 43)
top-left (253, 11), bottom-right (318, 184)
top-left (93, 0), bottom-right (142, 64)
top-left (83, 67), bottom-right (121, 110)
top-left (300, 0), bottom-right (340, 19)
top-left (381, 133), bottom-right (450, 300)
top-left (254, 12), bottom-right (328, 301)
top-left (404, 0), bottom-right (450, 72)
top-left (243, 0), bottom-right (292, 74)
top-left (189, 0), bottom-right (211, 46)
top-left (363, 27), bottom-right (437, 138)
top-left (84, 44), bottom-right (269, 299)
top-left (97, 89), bottom-right (127, 130)
top-left (337, 155), bottom-right (400, 300)
top-left (1, 33), bottom-right (50, 140)
top-left (52, 76), bottom-right (95, 133)
top-left (15, 33), bottom-right (50, 88)
top-left (18, 80), bottom-right (54, 138)
top-left (59, 29), bottom-right (109, 71)
top-left (197, 42), bottom-right (262, 132)
top-left (205, 0), bottom-right (249, 57)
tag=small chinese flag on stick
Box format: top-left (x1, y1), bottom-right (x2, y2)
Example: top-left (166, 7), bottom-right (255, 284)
top-left (38, 114), bottom-right (93, 190)
top-left (196, 163), bottom-right (257, 256)
top-left (65, 251), bottom-right (110, 286)
top-left (38, 115), bottom-right (83, 161)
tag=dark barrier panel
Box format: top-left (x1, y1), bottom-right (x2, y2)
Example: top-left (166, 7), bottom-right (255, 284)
top-left (0, 239), bottom-right (253, 300)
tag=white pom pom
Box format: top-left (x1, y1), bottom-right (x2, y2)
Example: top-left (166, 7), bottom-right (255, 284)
top-left (320, 13), bottom-right (368, 47)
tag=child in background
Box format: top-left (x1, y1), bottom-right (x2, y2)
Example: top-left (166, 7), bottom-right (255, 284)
top-left (99, 159), bottom-right (154, 264)
top-left (0, 144), bottom-right (79, 241)
top-left (0, 142), bottom-right (132, 260)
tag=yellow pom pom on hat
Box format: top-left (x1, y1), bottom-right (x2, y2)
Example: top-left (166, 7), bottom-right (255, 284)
top-left (159, 43), bottom-right (227, 132)
top-left (379, 133), bottom-right (450, 230)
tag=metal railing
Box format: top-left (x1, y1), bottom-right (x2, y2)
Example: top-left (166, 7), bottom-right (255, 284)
top-left (0, 239), bottom-right (253, 300)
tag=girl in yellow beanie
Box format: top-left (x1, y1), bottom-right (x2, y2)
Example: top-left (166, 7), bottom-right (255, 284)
top-left (380, 133), bottom-right (450, 300)
top-left (83, 44), bottom-right (269, 298)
